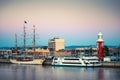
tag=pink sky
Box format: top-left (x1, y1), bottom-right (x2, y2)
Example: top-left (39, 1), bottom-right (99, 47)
top-left (0, 0), bottom-right (120, 47)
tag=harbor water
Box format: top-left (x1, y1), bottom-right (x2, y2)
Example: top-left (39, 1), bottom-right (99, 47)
top-left (0, 64), bottom-right (120, 80)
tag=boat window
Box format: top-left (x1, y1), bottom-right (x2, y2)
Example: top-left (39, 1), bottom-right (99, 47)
top-left (83, 59), bottom-right (98, 60)
top-left (90, 59), bottom-right (98, 60)
top-left (54, 58), bottom-right (58, 60)
top-left (91, 62), bottom-right (100, 64)
top-left (89, 62), bottom-right (100, 64)
top-left (90, 62), bottom-right (94, 64)
top-left (64, 59), bottom-right (79, 60)
top-left (62, 62), bottom-right (81, 64)
top-left (84, 62), bottom-right (89, 64)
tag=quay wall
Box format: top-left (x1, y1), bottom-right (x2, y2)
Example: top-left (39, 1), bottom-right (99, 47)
top-left (102, 62), bottom-right (120, 68)
top-left (0, 59), bottom-right (10, 63)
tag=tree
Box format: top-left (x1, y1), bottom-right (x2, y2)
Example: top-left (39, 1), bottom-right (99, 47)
top-left (89, 48), bottom-right (93, 56)
top-left (103, 45), bottom-right (109, 57)
top-left (43, 46), bottom-right (48, 49)
top-left (117, 45), bottom-right (120, 61)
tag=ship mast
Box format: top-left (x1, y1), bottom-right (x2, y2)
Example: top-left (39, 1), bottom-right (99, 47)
top-left (33, 25), bottom-right (36, 57)
top-left (15, 33), bottom-right (18, 58)
top-left (24, 21), bottom-right (27, 59)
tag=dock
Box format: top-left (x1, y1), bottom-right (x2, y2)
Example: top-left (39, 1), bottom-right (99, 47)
top-left (0, 58), bottom-right (120, 68)
top-left (102, 62), bottom-right (120, 68)
top-left (0, 59), bottom-right (11, 63)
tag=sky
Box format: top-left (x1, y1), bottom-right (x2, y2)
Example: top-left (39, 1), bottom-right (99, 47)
top-left (0, 0), bottom-right (120, 47)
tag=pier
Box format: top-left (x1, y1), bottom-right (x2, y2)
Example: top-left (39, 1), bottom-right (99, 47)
top-left (0, 59), bottom-right (10, 63)
top-left (102, 62), bottom-right (120, 68)
top-left (0, 58), bottom-right (120, 68)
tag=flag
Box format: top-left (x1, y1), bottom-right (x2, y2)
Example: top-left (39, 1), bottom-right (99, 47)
top-left (24, 21), bottom-right (27, 24)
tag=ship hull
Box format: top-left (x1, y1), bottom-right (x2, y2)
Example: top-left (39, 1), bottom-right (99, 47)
top-left (52, 63), bottom-right (102, 67)
top-left (10, 59), bottom-right (44, 65)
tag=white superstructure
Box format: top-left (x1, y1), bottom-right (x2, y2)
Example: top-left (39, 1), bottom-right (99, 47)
top-left (52, 56), bottom-right (102, 67)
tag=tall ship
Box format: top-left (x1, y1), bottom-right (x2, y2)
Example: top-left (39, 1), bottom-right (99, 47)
top-left (10, 58), bottom-right (44, 65)
top-left (10, 21), bottom-right (44, 65)
top-left (52, 56), bottom-right (102, 67)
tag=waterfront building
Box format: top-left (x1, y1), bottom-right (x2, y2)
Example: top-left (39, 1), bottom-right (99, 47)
top-left (75, 47), bottom-right (98, 56)
top-left (27, 48), bottom-right (50, 58)
top-left (48, 37), bottom-right (65, 51)
top-left (0, 50), bottom-right (12, 59)
top-left (53, 50), bottom-right (71, 57)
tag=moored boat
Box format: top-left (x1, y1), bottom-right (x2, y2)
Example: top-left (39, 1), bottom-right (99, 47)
top-left (10, 58), bottom-right (44, 65)
top-left (10, 22), bottom-right (45, 65)
top-left (52, 56), bottom-right (102, 67)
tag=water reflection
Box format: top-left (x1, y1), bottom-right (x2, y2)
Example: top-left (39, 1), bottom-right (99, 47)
top-left (98, 69), bottom-right (103, 80)
top-left (0, 64), bottom-right (120, 80)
